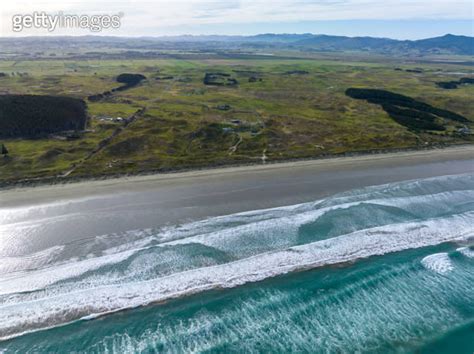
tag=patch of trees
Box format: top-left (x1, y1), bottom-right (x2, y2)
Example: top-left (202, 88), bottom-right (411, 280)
top-left (203, 73), bottom-right (238, 86)
top-left (436, 77), bottom-right (474, 89)
top-left (345, 88), bottom-right (469, 131)
top-left (116, 73), bottom-right (146, 87)
top-left (405, 69), bottom-right (423, 73)
top-left (0, 95), bottom-right (88, 138)
top-left (155, 76), bottom-right (174, 80)
top-left (88, 73), bottom-right (146, 102)
top-left (248, 76), bottom-right (263, 82)
top-left (1, 144), bottom-right (8, 156)
top-left (88, 92), bottom-right (111, 102)
top-left (216, 104), bottom-right (232, 111)
top-left (284, 70), bottom-right (309, 75)
top-left (393, 68), bottom-right (423, 73)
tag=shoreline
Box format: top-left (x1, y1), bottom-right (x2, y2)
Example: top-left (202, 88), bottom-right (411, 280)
top-left (1, 144), bottom-right (473, 338)
top-left (1, 144), bottom-right (473, 218)
top-left (1, 144), bottom-right (474, 193)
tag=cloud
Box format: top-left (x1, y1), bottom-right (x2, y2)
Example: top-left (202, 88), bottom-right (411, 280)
top-left (1, 0), bottom-right (472, 36)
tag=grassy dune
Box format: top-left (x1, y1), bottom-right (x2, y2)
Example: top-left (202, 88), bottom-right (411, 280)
top-left (0, 55), bottom-right (473, 181)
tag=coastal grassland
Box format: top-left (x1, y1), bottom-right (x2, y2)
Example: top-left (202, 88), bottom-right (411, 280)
top-left (0, 118), bottom-right (119, 180)
top-left (0, 55), bottom-right (473, 181)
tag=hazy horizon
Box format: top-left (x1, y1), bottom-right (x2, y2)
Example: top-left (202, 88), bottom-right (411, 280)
top-left (1, 29), bottom-right (473, 41)
top-left (0, 0), bottom-right (472, 39)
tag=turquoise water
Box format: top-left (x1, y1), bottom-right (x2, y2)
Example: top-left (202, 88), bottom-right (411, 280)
top-left (1, 174), bottom-right (473, 352)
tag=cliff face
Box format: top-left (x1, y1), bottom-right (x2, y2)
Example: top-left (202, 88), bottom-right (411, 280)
top-left (0, 95), bottom-right (88, 138)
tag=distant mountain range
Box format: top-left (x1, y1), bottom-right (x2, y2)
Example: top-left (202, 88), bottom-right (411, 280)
top-left (172, 33), bottom-right (474, 55)
top-left (1, 33), bottom-right (473, 56)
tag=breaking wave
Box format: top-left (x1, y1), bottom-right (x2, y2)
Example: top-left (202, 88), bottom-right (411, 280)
top-left (0, 174), bottom-right (473, 342)
top-left (421, 253), bottom-right (454, 274)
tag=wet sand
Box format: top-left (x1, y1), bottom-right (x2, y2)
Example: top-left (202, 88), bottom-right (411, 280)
top-left (1, 146), bottom-right (473, 253)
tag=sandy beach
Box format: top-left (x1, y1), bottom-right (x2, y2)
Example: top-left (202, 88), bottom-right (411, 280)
top-left (1, 145), bottom-right (474, 346)
top-left (2, 146), bottom-right (474, 210)
top-left (0, 146), bottom-right (473, 251)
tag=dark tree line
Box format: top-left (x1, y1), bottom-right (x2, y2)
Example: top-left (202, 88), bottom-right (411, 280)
top-left (436, 77), bottom-right (474, 90)
top-left (1, 144), bottom-right (8, 156)
top-left (345, 88), bottom-right (469, 132)
top-left (203, 73), bottom-right (238, 86)
top-left (88, 73), bottom-right (146, 102)
top-left (0, 95), bottom-right (88, 138)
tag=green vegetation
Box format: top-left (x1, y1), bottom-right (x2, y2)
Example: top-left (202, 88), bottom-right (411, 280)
top-left (0, 95), bottom-right (87, 138)
top-left (436, 77), bottom-right (474, 89)
top-left (88, 73), bottom-right (147, 101)
top-left (1, 144), bottom-right (8, 156)
top-left (203, 73), bottom-right (238, 86)
top-left (345, 88), bottom-right (468, 131)
top-left (0, 52), bottom-right (472, 183)
top-left (116, 73), bottom-right (147, 86)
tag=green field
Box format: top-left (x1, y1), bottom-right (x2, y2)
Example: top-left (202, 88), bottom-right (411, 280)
top-left (0, 54), bottom-right (473, 182)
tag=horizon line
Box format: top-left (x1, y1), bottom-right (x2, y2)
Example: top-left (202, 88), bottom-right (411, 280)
top-left (1, 32), bottom-right (472, 41)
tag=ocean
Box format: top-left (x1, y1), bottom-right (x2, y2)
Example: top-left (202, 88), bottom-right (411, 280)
top-left (0, 173), bottom-right (473, 352)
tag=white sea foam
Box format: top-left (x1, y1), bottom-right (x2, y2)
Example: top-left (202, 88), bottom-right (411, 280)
top-left (1, 174), bottom-right (473, 340)
top-left (0, 199), bottom-right (372, 294)
top-left (0, 248), bottom-right (137, 295)
top-left (0, 198), bottom-right (444, 294)
top-left (457, 247), bottom-right (474, 258)
top-left (3, 188), bottom-right (472, 294)
top-left (0, 210), bottom-right (472, 340)
top-left (421, 253), bottom-right (454, 274)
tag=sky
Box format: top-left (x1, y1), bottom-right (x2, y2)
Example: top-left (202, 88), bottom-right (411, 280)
top-left (0, 0), bottom-right (473, 39)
